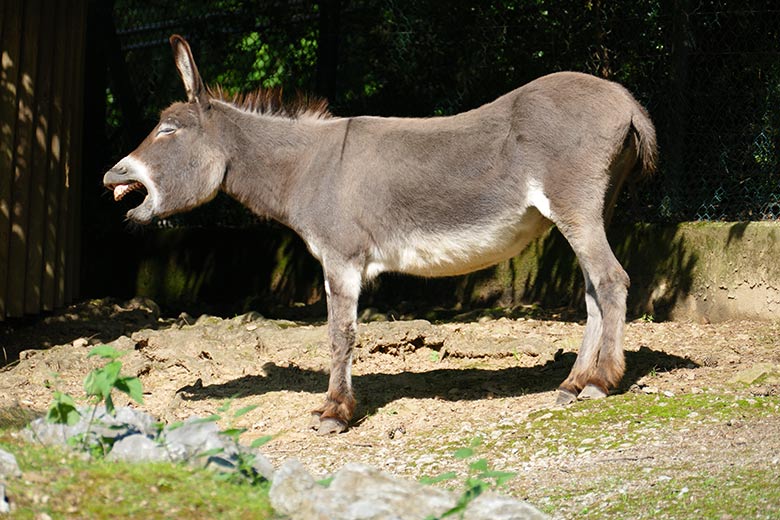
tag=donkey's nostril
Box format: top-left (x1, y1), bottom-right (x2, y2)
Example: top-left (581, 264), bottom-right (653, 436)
top-left (112, 164), bottom-right (128, 175)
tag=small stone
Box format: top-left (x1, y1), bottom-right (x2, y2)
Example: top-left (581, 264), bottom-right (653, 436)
top-left (176, 312), bottom-right (195, 327)
top-left (0, 483), bottom-right (9, 513)
top-left (730, 363), bottom-right (779, 385)
top-left (0, 449), bottom-right (21, 478)
top-left (72, 337), bottom-right (89, 348)
top-left (237, 311), bottom-right (264, 324)
top-left (249, 450), bottom-right (275, 481)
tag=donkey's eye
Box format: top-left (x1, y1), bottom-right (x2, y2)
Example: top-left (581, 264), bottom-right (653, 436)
top-left (156, 125), bottom-right (177, 136)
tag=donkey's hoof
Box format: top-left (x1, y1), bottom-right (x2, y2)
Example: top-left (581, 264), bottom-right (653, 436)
top-left (315, 417), bottom-right (347, 435)
top-left (578, 384), bottom-right (608, 400)
top-left (555, 389), bottom-right (578, 405)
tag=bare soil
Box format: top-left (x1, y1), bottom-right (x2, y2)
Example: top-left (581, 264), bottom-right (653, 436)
top-left (2, 298), bottom-right (779, 518)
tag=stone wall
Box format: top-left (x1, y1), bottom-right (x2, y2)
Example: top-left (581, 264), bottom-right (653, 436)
top-left (118, 222), bottom-right (780, 322)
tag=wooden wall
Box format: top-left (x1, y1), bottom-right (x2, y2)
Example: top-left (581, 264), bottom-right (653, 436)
top-left (0, 0), bottom-right (87, 319)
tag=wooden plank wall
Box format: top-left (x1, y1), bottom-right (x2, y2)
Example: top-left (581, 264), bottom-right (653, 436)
top-left (0, 0), bottom-right (87, 320)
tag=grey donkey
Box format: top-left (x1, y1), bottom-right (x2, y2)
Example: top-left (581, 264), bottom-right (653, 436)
top-left (104, 35), bottom-right (657, 434)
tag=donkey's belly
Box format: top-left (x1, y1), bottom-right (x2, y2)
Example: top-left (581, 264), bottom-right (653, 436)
top-left (365, 208), bottom-right (549, 279)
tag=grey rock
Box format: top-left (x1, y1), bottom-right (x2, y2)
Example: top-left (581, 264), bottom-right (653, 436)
top-left (24, 409), bottom-right (275, 483)
top-left (163, 418), bottom-right (234, 462)
top-left (161, 418), bottom-right (275, 480)
top-left (467, 493), bottom-right (550, 519)
top-left (0, 449), bottom-right (20, 479)
top-left (114, 407), bottom-right (159, 437)
top-left (108, 434), bottom-right (167, 463)
top-left (270, 460), bottom-right (547, 520)
top-left (269, 460), bottom-right (323, 517)
top-left (0, 446), bottom-right (24, 515)
top-left (248, 447), bottom-right (275, 481)
top-left (21, 408), bottom-right (545, 517)
top-left (0, 483), bottom-right (9, 514)
top-left (24, 406), bottom-right (158, 448)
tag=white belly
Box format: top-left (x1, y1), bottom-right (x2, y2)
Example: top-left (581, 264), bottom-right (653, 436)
top-left (365, 207), bottom-right (549, 279)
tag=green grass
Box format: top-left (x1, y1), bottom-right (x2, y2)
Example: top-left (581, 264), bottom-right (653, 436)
top-left (522, 392), bottom-right (780, 455)
top-left (0, 430), bottom-right (274, 519)
top-left (513, 392), bottom-right (780, 518)
top-left (601, 467), bottom-right (780, 519)
top-left (547, 465), bottom-right (780, 519)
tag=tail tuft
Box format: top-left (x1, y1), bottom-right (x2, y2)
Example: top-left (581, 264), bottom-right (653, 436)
top-left (631, 105), bottom-right (658, 177)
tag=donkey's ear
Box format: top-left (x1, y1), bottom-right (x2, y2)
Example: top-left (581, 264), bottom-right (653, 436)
top-left (169, 35), bottom-right (208, 105)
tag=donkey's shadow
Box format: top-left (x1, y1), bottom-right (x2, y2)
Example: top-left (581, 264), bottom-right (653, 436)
top-left (178, 346), bottom-right (697, 419)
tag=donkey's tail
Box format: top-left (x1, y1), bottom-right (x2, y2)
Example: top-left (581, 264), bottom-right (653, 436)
top-left (630, 103), bottom-right (658, 178)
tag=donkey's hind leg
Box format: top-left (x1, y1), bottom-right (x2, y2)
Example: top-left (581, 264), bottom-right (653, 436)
top-left (556, 225), bottom-right (629, 404)
top-left (556, 268), bottom-right (602, 404)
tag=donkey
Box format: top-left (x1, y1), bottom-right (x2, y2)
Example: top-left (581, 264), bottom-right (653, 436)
top-left (104, 35), bottom-right (657, 434)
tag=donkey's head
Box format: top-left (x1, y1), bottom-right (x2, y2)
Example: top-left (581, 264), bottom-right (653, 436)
top-left (104, 35), bottom-right (225, 224)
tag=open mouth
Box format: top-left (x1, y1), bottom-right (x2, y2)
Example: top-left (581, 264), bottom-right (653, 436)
top-left (103, 160), bottom-right (156, 224)
top-left (105, 179), bottom-right (154, 223)
top-left (106, 180), bottom-right (149, 211)
top-left (111, 181), bottom-right (146, 202)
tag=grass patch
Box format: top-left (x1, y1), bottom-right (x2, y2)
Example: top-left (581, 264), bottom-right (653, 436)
top-left (521, 392), bottom-right (780, 455)
top-left (566, 466), bottom-right (780, 519)
top-left (0, 430), bottom-right (273, 519)
top-left (508, 392), bottom-right (780, 518)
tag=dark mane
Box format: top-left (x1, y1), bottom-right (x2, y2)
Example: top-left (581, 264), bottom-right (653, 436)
top-left (208, 85), bottom-right (331, 120)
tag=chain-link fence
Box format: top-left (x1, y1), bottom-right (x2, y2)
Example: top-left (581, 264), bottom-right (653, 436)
top-left (102, 0), bottom-right (780, 225)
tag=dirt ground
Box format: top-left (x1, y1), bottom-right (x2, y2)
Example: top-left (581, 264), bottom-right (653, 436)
top-left (2, 298), bottom-right (780, 517)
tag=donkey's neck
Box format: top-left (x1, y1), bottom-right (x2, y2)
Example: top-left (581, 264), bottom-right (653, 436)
top-left (214, 101), bottom-right (328, 226)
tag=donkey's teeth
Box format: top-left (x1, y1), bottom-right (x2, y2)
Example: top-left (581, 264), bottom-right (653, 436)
top-left (113, 182), bottom-right (144, 201)
top-left (113, 184), bottom-right (131, 201)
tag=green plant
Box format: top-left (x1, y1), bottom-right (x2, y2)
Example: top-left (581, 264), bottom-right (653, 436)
top-left (45, 345), bottom-right (144, 456)
top-left (421, 437), bottom-right (517, 520)
top-left (82, 345), bottom-right (144, 413)
top-left (196, 397), bottom-right (273, 486)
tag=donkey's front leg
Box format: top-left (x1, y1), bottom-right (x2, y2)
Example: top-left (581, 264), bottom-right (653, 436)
top-left (311, 265), bottom-right (361, 434)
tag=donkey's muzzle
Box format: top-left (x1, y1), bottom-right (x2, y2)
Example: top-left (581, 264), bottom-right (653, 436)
top-left (107, 164), bottom-right (128, 176)
top-left (104, 161), bottom-right (148, 203)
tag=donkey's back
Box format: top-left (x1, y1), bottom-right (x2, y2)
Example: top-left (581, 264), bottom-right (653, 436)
top-left (323, 71), bottom-right (657, 279)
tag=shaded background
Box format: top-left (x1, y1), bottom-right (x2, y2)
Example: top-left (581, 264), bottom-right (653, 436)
top-left (3, 0), bottom-right (779, 320)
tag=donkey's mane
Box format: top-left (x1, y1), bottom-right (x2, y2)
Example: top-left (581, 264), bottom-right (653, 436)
top-left (208, 85), bottom-right (331, 120)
